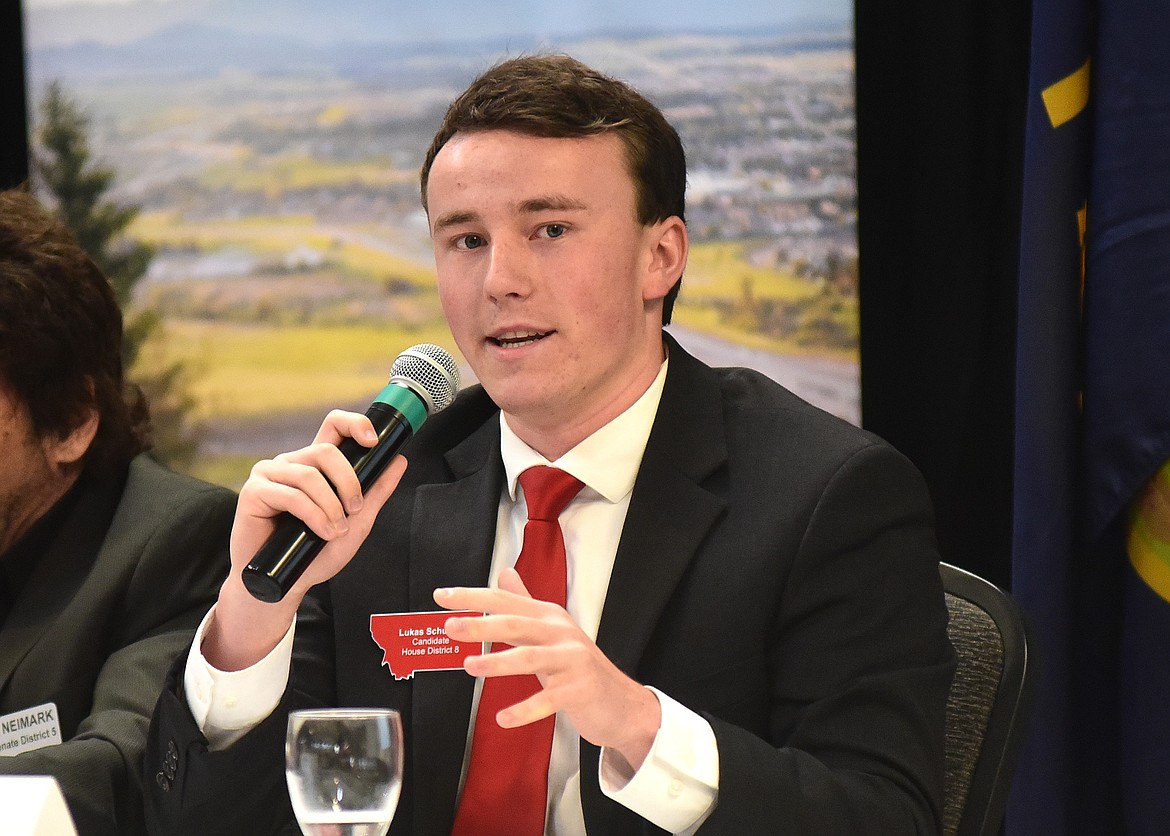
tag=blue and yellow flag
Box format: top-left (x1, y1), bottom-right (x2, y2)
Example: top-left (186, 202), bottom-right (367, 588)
top-left (1012, 0), bottom-right (1170, 832)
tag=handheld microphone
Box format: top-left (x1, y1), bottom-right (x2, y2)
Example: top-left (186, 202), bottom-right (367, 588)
top-left (241, 343), bottom-right (460, 603)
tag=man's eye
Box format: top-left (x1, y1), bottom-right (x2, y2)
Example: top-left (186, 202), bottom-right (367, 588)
top-left (457, 234), bottom-right (485, 250)
top-left (542, 224), bottom-right (566, 239)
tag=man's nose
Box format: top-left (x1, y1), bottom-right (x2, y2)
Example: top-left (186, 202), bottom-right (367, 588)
top-left (482, 238), bottom-right (535, 301)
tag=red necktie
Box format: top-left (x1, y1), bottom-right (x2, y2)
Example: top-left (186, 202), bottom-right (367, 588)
top-left (451, 466), bottom-right (585, 836)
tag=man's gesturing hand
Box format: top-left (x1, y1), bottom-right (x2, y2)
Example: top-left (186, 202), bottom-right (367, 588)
top-left (436, 568), bottom-right (662, 772)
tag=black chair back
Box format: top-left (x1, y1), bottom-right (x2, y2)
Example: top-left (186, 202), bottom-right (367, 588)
top-left (940, 562), bottom-right (1034, 836)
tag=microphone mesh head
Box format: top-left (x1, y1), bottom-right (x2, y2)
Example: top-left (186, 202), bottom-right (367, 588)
top-left (390, 343), bottom-right (460, 414)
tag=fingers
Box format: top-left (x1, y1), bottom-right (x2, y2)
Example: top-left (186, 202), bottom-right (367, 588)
top-left (231, 419), bottom-right (410, 601)
top-left (443, 609), bottom-right (565, 649)
top-left (462, 635), bottom-right (659, 759)
top-left (462, 642), bottom-right (567, 728)
top-left (496, 566), bottom-right (530, 596)
top-left (463, 641), bottom-right (562, 677)
top-left (314, 409), bottom-right (378, 449)
top-left (214, 415), bottom-right (406, 666)
top-left (305, 409), bottom-right (378, 511)
top-left (435, 572), bottom-right (567, 653)
top-left (437, 582), bottom-right (654, 753)
top-left (433, 569), bottom-right (536, 614)
top-left (243, 448), bottom-right (353, 540)
top-left (492, 687), bottom-right (558, 729)
top-left (239, 409), bottom-right (395, 536)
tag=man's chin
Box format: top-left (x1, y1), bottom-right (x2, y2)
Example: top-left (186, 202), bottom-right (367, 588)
top-left (484, 382), bottom-right (560, 422)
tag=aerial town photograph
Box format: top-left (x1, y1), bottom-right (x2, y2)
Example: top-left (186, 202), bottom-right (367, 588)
top-left (24, 0), bottom-right (858, 486)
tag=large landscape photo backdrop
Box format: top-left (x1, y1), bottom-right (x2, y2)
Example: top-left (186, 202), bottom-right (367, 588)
top-left (24, 0), bottom-right (858, 488)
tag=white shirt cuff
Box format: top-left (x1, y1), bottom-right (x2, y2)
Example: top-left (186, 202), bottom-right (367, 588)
top-left (183, 604), bottom-right (296, 751)
top-left (598, 687), bottom-right (719, 834)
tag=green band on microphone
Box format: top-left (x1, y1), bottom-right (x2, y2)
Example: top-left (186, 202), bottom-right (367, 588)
top-left (373, 383), bottom-right (428, 432)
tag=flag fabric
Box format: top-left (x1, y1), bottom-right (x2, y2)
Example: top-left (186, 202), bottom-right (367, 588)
top-left (1123, 461), bottom-right (1170, 827)
top-left (1089, 1), bottom-right (1170, 827)
top-left (1010, 0), bottom-right (1095, 827)
top-left (1011, 0), bottom-right (1170, 832)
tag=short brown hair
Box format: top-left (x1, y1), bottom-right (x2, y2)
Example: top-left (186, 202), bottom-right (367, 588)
top-left (420, 54), bottom-right (687, 324)
top-left (0, 188), bottom-right (149, 475)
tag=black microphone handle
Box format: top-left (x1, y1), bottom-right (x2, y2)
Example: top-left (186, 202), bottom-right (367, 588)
top-left (241, 400), bottom-right (416, 603)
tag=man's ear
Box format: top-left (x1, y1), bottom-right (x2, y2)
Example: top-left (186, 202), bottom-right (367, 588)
top-left (43, 403), bottom-right (100, 470)
top-left (642, 216), bottom-right (689, 303)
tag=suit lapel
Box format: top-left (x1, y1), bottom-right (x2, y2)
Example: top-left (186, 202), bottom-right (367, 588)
top-left (397, 344), bottom-right (731, 834)
top-left (595, 336), bottom-right (729, 673)
top-left (584, 337), bottom-right (730, 834)
top-left (408, 413), bottom-right (504, 836)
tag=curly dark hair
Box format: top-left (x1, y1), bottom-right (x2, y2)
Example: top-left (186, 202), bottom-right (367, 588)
top-left (0, 188), bottom-right (150, 476)
top-left (420, 54), bottom-right (687, 324)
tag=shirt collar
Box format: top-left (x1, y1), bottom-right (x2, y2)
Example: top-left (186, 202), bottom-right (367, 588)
top-left (499, 356), bottom-right (669, 504)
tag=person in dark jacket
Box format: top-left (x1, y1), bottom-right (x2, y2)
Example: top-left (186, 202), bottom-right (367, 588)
top-left (0, 188), bottom-right (235, 834)
top-left (144, 56), bottom-right (953, 835)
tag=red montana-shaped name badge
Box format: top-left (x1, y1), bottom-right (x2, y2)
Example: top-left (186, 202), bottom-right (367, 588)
top-left (370, 610), bottom-right (483, 680)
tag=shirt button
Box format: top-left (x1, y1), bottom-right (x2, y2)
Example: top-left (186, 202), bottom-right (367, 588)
top-left (668, 778), bottom-right (683, 798)
top-left (224, 696), bottom-right (238, 709)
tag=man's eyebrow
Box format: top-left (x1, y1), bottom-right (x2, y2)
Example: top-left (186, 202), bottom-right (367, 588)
top-left (431, 196), bottom-right (588, 233)
top-left (430, 210), bottom-right (479, 233)
top-left (518, 195), bottom-right (588, 214)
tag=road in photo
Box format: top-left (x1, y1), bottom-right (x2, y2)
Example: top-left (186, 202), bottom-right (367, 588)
top-left (667, 325), bottom-right (859, 426)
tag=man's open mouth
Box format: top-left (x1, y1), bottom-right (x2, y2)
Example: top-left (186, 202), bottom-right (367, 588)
top-left (491, 330), bottom-right (553, 348)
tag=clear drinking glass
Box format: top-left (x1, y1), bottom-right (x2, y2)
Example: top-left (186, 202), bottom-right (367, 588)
top-left (285, 708), bottom-right (404, 836)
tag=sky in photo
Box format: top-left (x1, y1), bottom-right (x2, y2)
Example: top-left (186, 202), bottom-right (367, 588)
top-left (24, 0), bottom-right (852, 49)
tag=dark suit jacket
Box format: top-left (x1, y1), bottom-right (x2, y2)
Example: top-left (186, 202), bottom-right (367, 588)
top-left (0, 454), bottom-right (235, 835)
top-left (145, 336), bottom-right (954, 835)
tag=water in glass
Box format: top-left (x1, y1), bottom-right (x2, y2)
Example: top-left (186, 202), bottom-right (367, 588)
top-left (286, 708), bottom-right (403, 836)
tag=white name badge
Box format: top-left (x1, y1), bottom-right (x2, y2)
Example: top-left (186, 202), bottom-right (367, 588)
top-left (0, 703), bottom-right (63, 757)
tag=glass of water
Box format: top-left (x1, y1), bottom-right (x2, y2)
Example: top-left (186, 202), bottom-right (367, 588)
top-left (285, 708), bottom-right (404, 836)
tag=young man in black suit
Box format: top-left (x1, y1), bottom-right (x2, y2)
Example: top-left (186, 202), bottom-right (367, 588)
top-left (145, 55), bottom-right (954, 835)
top-left (0, 188), bottom-right (235, 834)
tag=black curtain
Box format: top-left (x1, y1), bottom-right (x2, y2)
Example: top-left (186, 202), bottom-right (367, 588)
top-left (855, 0), bottom-right (1032, 589)
top-left (1, 0), bottom-right (28, 189)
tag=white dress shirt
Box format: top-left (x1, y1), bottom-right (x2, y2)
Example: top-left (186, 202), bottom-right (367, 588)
top-left (185, 357), bottom-right (719, 834)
